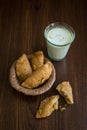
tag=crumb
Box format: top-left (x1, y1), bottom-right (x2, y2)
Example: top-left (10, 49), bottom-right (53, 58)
top-left (59, 107), bottom-right (66, 112)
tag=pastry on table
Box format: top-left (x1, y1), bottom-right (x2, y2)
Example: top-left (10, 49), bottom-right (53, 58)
top-left (36, 95), bottom-right (59, 118)
top-left (30, 51), bottom-right (44, 70)
top-left (21, 61), bottom-right (52, 88)
top-left (16, 54), bottom-right (32, 82)
top-left (56, 81), bottom-right (74, 104)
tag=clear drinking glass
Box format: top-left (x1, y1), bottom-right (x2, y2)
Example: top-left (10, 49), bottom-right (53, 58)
top-left (44, 22), bottom-right (75, 61)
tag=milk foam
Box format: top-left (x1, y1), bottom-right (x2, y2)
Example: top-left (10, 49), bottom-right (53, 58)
top-left (47, 28), bottom-right (72, 45)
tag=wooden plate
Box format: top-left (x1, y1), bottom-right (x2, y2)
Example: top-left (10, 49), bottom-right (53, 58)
top-left (9, 56), bottom-right (56, 96)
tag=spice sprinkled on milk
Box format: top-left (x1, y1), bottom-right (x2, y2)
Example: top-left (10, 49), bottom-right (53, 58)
top-left (47, 28), bottom-right (72, 46)
top-left (44, 23), bottom-right (75, 61)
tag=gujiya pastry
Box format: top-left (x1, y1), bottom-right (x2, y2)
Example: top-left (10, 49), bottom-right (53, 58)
top-left (36, 81), bottom-right (74, 119)
top-left (15, 51), bottom-right (74, 119)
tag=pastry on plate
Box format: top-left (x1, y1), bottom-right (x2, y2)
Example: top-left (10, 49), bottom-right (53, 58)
top-left (30, 51), bottom-right (44, 70)
top-left (16, 54), bottom-right (32, 82)
top-left (10, 51), bottom-right (56, 96)
top-left (56, 81), bottom-right (74, 104)
top-left (21, 61), bottom-right (52, 88)
top-left (36, 95), bottom-right (59, 118)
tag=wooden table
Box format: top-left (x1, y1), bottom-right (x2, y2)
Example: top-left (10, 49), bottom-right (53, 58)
top-left (0, 0), bottom-right (87, 130)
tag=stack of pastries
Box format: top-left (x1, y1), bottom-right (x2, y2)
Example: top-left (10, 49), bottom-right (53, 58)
top-left (10, 51), bottom-right (74, 119)
top-left (15, 51), bottom-right (52, 89)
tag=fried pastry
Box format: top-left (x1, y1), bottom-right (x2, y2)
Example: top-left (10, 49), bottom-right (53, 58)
top-left (21, 61), bottom-right (52, 88)
top-left (56, 81), bottom-right (74, 104)
top-left (16, 54), bottom-right (32, 82)
top-left (30, 51), bottom-right (44, 70)
top-left (36, 95), bottom-right (59, 118)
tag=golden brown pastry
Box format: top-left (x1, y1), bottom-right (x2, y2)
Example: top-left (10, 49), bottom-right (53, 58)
top-left (30, 51), bottom-right (44, 70)
top-left (16, 54), bottom-right (32, 82)
top-left (21, 61), bottom-right (52, 88)
top-left (56, 81), bottom-right (74, 104)
top-left (36, 95), bottom-right (59, 118)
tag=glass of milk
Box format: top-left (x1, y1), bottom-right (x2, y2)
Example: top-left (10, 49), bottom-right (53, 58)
top-left (44, 22), bottom-right (75, 61)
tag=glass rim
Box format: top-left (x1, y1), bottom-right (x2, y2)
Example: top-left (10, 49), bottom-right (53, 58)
top-left (44, 22), bottom-right (75, 47)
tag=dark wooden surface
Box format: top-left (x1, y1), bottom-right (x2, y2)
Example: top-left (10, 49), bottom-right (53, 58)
top-left (0, 0), bottom-right (87, 130)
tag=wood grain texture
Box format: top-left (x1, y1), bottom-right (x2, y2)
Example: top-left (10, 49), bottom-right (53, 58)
top-left (0, 0), bottom-right (87, 130)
